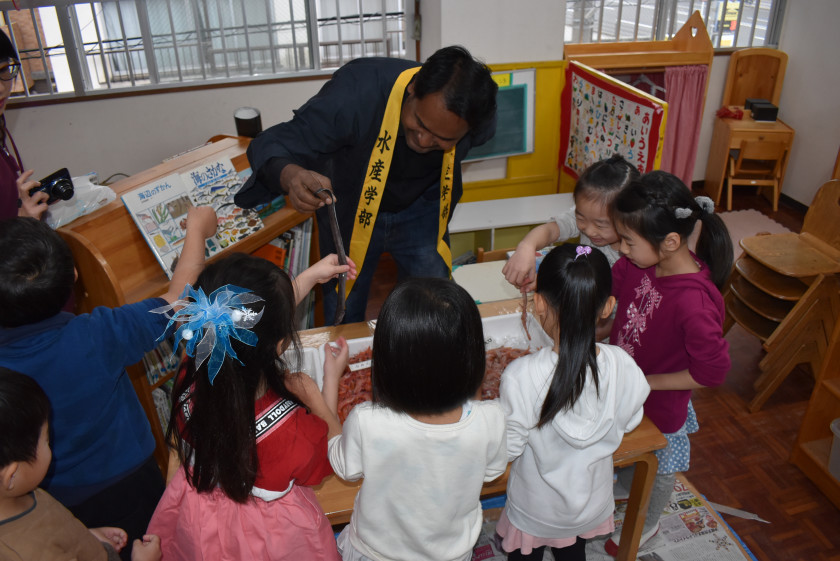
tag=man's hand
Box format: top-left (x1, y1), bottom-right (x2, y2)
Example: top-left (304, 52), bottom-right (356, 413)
top-left (280, 164), bottom-right (334, 213)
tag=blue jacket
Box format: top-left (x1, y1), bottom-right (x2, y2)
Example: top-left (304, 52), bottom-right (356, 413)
top-left (0, 299), bottom-right (167, 504)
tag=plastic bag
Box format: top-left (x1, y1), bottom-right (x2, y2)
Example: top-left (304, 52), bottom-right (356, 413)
top-left (44, 172), bottom-right (116, 229)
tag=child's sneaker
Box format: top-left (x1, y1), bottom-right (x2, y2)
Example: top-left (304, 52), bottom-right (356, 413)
top-left (603, 521), bottom-right (660, 557)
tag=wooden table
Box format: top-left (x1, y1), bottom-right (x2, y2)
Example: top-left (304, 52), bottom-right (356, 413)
top-left (301, 299), bottom-right (667, 561)
top-left (703, 109), bottom-right (794, 207)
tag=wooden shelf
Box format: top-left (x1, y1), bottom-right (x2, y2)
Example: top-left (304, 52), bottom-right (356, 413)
top-left (59, 136), bottom-right (315, 475)
top-left (727, 296), bottom-right (778, 342)
top-left (150, 371), bottom-right (176, 391)
top-left (825, 379), bottom-right (840, 401)
top-left (730, 274), bottom-right (795, 322)
top-left (792, 317), bottom-right (840, 510)
top-left (735, 255), bottom-right (807, 301)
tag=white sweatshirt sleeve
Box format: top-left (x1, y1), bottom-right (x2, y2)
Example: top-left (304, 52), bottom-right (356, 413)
top-left (327, 407), bottom-right (364, 481)
top-left (499, 356), bottom-right (541, 463)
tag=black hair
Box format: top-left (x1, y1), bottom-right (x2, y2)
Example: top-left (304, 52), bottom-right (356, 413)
top-left (0, 217), bottom-right (76, 328)
top-left (574, 154), bottom-right (640, 207)
top-left (167, 253), bottom-right (302, 503)
top-left (534, 244), bottom-right (612, 427)
top-left (612, 170), bottom-right (734, 290)
top-left (0, 29), bottom-right (19, 64)
top-left (0, 368), bottom-right (51, 468)
top-left (412, 45), bottom-right (498, 131)
top-left (372, 277), bottom-right (485, 415)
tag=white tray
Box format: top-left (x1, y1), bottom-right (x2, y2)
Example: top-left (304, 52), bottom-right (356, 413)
top-left (296, 313), bottom-right (550, 389)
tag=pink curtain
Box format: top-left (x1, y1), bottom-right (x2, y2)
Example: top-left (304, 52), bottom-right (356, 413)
top-left (661, 65), bottom-right (708, 188)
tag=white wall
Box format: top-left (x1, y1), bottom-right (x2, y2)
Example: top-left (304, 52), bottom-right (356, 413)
top-left (775, 0), bottom-right (840, 205)
top-left (421, 0), bottom-right (565, 64)
top-left (5, 80), bottom-right (328, 181)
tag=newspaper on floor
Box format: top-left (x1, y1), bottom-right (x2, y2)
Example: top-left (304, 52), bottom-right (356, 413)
top-left (471, 475), bottom-right (752, 561)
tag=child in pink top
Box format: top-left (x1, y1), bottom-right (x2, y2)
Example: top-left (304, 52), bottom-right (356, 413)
top-left (604, 171), bottom-right (733, 555)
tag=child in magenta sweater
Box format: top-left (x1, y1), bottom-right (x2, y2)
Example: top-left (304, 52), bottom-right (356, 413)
top-left (603, 171), bottom-right (733, 555)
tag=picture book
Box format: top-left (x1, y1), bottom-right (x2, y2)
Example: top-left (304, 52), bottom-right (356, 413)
top-left (121, 157), bottom-right (263, 278)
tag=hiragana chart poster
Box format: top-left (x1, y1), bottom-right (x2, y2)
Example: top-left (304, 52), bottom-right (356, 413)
top-left (560, 61), bottom-right (667, 179)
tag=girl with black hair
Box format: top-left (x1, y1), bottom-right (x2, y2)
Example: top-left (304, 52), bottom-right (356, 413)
top-left (147, 252), bottom-right (355, 560)
top-left (0, 29), bottom-right (46, 220)
top-left (325, 278), bottom-right (507, 561)
top-left (603, 171), bottom-right (733, 555)
top-left (504, 155), bottom-right (639, 293)
top-left (497, 244), bottom-right (649, 561)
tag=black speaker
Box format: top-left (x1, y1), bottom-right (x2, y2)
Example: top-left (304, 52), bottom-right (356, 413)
top-left (751, 102), bottom-right (778, 122)
top-left (744, 98), bottom-right (769, 111)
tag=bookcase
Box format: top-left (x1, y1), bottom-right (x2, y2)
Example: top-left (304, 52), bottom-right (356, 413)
top-left (58, 136), bottom-right (316, 474)
top-left (790, 317), bottom-right (840, 509)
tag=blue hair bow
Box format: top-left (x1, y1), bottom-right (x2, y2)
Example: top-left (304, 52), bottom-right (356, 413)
top-left (151, 284), bottom-right (264, 384)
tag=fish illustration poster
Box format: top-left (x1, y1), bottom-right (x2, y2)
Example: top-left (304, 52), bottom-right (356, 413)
top-left (121, 157), bottom-right (263, 278)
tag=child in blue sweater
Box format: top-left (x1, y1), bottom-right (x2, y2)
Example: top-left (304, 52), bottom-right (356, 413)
top-left (0, 207), bottom-right (216, 559)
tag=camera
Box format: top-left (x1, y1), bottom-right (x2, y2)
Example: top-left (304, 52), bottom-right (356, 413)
top-left (30, 168), bottom-right (75, 204)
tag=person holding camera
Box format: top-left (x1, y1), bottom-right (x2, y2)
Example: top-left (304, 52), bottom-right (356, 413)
top-left (0, 29), bottom-right (48, 221)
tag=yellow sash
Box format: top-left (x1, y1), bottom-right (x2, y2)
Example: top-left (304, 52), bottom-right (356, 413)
top-left (344, 67), bottom-right (455, 298)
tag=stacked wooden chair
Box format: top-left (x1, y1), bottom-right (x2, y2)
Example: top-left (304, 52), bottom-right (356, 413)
top-left (723, 179), bottom-right (840, 412)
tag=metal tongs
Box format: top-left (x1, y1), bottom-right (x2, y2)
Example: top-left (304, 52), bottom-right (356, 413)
top-left (314, 188), bottom-right (347, 325)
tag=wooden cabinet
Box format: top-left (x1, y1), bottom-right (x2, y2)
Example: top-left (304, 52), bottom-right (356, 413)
top-left (791, 317), bottom-right (840, 509)
top-left (58, 136), bottom-right (315, 473)
top-left (704, 112), bottom-right (794, 207)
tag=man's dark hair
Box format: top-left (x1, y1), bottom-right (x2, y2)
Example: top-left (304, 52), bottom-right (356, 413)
top-left (413, 45), bottom-right (498, 131)
top-left (0, 30), bottom-right (19, 63)
top-left (0, 368), bottom-right (51, 468)
top-left (0, 218), bottom-right (75, 328)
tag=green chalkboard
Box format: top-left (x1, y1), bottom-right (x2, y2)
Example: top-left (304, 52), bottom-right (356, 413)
top-left (464, 84), bottom-right (528, 161)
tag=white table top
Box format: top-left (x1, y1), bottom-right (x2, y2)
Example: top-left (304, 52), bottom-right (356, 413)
top-left (453, 261), bottom-right (521, 303)
top-left (449, 193), bottom-right (574, 233)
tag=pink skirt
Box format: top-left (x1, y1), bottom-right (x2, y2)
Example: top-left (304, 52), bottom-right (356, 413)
top-left (496, 508), bottom-right (614, 555)
top-left (148, 468), bottom-right (340, 561)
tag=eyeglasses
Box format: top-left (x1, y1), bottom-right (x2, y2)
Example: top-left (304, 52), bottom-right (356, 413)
top-left (0, 63), bottom-right (20, 82)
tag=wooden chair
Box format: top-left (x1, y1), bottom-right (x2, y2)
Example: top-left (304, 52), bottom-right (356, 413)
top-left (726, 139), bottom-right (788, 211)
top-left (723, 179), bottom-right (840, 412)
top-left (476, 247), bottom-right (512, 263)
top-left (722, 47), bottom-right (788, 107)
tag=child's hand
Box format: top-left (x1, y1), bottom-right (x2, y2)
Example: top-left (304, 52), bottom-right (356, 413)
top-left (89, 527), bottom-right (128, 552)
top-left (324, 336), bottom-right (349, 382)
top-left (307, 254), bottom-right (357, 284)
top-left (502, 244), bottom-right (537, 293)
top-left (185, 205), bottom-right (218, 240)
top-left (16, 170), bottom-right (49, 220)
top-left (131, 534), bottom-right (161, 561)
top-left (285, 370), bottom-right (322, 409)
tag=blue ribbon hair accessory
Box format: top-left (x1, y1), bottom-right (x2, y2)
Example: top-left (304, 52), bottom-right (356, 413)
top-left (575, 245), bottom-right (592, 260)
top-left (151, 284), bottom-right (264, 384)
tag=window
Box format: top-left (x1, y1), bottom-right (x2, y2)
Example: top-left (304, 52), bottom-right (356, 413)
top-left (1, 0), bottom-right (409, 99)
top-left (565, 0), bottom-right (785, 49)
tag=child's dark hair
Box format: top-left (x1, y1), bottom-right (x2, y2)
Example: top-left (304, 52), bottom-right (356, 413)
top-left (372, 277), bottom-right (485, 415)
top-left (167, 253), bottom-right (302, 503)
top-left (0, 217), bottom-right (76, 328)
top-left (0, 368), bottom-right (51, 468)
top-left (574, 154), bottom-right (640, 207)
top-left (535, 244), bottom-right (611, 427)
top-left (0, 30), bottom-right (19, 63)
top-left (612, 171), bottom-right (734, 290)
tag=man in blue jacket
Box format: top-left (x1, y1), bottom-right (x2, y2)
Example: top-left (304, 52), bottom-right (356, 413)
top-left (236, 45), bottom-right (497, 323)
